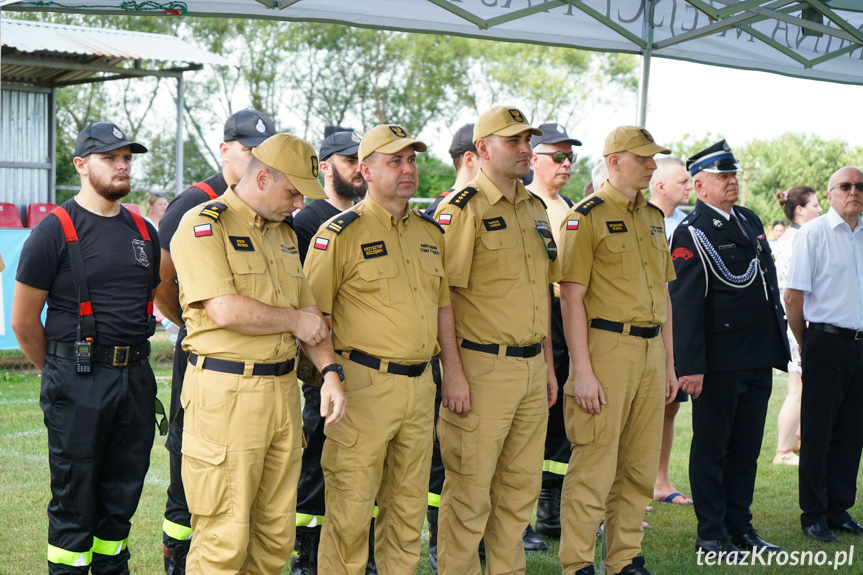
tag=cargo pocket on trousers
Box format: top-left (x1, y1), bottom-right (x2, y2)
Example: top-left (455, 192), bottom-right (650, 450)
top-left (437, 408), bottom-right (479, 478)
top-left (182, 431), bottom-right (229, 517)
top-left (563, 379), bottom-right (608, 447)
top-left (322, 419), bottom-right (359, 493)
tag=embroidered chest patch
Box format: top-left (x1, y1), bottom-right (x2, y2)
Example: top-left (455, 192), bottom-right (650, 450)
top-left (229, 236), bottom-right (254, 251)
top-left (361, 241), bottom-right (388, 259)
top-left (606, 221), bottom-right (627, 234)
top-left (483, 217), bottom-right (507, 231)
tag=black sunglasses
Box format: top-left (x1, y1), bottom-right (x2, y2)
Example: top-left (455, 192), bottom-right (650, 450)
top-left (535, 151), bottom-right (575, 164)
top-left (155, 397), bottom-right (168, 436)
top-left (830, 182), bottom-right (863, 193)
top-left (536, 225), bottom-right (558, 262)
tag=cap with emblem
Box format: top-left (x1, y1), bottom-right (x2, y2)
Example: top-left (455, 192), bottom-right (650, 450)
top-left (358, 125), bottom-right (427, 162)
top-left (602, 126), bottom-right (671, 157)
top-left (252, 134), bottom-right (327, 200)
top-left (533, 123), bottom-right (582, 148)
top-left (319, 130), bottom-right (362, 162)
top-left (686, 140), bottom-right (739, 176)
top-left (74, 123), bottom-right (147, 158)
top-left (449, 123), bottom-right (477, 158)
top-left (474, 106), bottom-right (542, 143)
top-left (224, 109), bottom-right (276, 147)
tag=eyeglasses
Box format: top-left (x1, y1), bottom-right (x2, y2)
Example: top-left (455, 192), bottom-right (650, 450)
top-left (829, 182), bottom-right (863, 193)
top-left (536, 225), bottom-right (558, 262)
top-left (155, 397), bottom-right (168, 436)
top-left (535, 151), bottom-right (575, 164)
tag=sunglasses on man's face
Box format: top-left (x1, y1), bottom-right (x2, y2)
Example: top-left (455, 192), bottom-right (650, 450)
top-left (536, 225), bottom-right (558, 262)
top-left (830, 182), bottom-right (863, 193)
top-left (535, 151), bottom-right (575, 164)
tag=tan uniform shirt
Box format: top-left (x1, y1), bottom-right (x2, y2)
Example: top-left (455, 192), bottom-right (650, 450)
top-left (172, 187), bottom-right (315, 361)
top-left (558, 183), bottom-right (675, 325)
top-left (435, 169), bottom-right (562, 346)
top-left (303, 196), bottom-right (449, 363)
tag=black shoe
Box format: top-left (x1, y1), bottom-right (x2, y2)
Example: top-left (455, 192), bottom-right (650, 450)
top-left (575, 566), bottom-right (595, 575)
top-left (535, 478), bottom-right (563, 539)
top-left (522, 524), bottom-right (548, 552)
top-left (427, 508), bottom-right (439, 575)
top-left (829, 519), bottom-right (863, 535)
top-left (289, 526), bottom-right (320, 575)
top-left (618, 556), bottom-right (651, 575)
top-left (803, 523), bottom-right (840, 543)
top-left (163, 533), bottom-right (190, 575)
top-left (695, 538), bottom-right (740, 562)
top-left (366, 518), bottom-right (378, 574)
top-left (730, 530), bottom-right (782, 553)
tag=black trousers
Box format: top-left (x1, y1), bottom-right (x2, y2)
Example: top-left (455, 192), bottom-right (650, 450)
top-left (428, 356), bottom-right (445, 501)
top-left (42, 354), bottom-right (155, 575)
top-left (799, 328), bottom-right (863, 528)
top-left (543, 294), bottom-right (570, 485)
top-left (689, 368), bottom-right (772, 540)
top-left (164, 324), bottom-right (191, 540)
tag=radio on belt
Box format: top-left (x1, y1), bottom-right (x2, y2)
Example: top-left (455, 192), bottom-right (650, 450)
top-left (75, 338), bottom-right (93, 373)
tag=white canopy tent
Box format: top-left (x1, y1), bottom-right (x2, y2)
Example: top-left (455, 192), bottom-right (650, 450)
top-left (4, 0), bottom-right (863, 126)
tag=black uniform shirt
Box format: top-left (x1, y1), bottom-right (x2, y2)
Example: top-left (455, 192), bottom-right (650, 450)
top-left (159, 171), bottom-right (228, 250)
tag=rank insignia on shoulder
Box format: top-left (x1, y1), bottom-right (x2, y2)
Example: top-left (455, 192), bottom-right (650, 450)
top-left (566, 219), bottom-right (579, 230)
top-left (194, 223), bottom-right (212, 237)
top-left (199, 202), bottom-right (227, 221)
top-left (450, 186), bottom-right (478, 209)
top-left (314, 237), bottom-right (329, 251)
top-left (672, 247), bottom-right (694, 261)
top-left (483, 217), bottom-right (507, 231)
top-left (438, 213), bottom-right (453, 225)
top-left (414, 209), bottom-right (445, 233)
top-left (229, 236), bottom-right (254, 251)
top-left (575, 197), bottom-right (603, 215)
top-left (325, 211), bottom-right (360, 234)
top-left (361, 241), bottom-right (387, 259)
top-left (606, 221), bottom-right (627, 234)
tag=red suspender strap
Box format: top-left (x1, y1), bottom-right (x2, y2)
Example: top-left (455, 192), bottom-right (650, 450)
top-left (125, 208), bottom-right (155, 314)
top-left (50, 207), bottom-right (96, 339)
top-left (192, 181), bottom-right (218, 200)
top-left (51, 206), bottom-right (79, 242)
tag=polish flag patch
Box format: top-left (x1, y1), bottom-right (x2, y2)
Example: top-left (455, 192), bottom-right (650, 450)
top-left (194, 224), bottom-right (212, 237)
top-left (438, 213), bottom-right (452, 225)
top-left (314, 237), bottom-right (330, 251)
top-left (566, 219), bottom-right (579, 230)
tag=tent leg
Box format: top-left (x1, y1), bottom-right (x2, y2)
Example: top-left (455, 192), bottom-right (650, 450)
top-left (175, 73), bottom-right (184, 195)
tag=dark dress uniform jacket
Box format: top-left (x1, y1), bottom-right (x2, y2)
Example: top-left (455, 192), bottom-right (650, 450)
top-left (669, 201), bottom-right (789, 376)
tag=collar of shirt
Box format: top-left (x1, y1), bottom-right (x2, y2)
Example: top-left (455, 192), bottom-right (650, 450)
top-left (361, 194), bottom-right (413, 230)
top-left (599, 181), bottom-right (647, 214)
top-left (475, 169), bottom-right (530, 206)
top-left (826, 206), bottom-right (863, 232)
top-left (702, 201), bottom-right (732, 221)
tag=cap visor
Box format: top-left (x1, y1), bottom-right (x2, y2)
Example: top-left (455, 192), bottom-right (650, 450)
top-left (84, 141), bottom-right (148, 157)
top-left (538, 136), bottom-right (583, 147)
top-left (291, 176), bottom-right (328, 200)
top-left (702, 163), bottom-right (740, 173)
top-left (237, 135), bottom-right (271, 147)
top-left (377, 139), bottom-right (428, 155)
top-left (327, 144), bottom-right (360, 159)
top-left (629, 143), bottom-right (671, 156)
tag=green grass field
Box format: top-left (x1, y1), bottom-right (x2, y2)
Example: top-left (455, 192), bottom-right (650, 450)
top-left (2, 368), bottom-right (861, 574)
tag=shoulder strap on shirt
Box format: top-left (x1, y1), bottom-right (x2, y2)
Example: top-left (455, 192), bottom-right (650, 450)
top-left (450, 186), bottom-right (478, 209)
top-left (529, 191), bottom-right (547, 209)
top-left (562, 195), bottom-right (574, 208)
top-left (325, 210), bottom-right (360, 234)
top-left (575, 196), bottom-right (604, 216)
top-left (191, 181), bottom-right (219, 200)
top-left (199, 202), bottom-right (228, 222)
top-left (413, 208), bottom-right (445, 234)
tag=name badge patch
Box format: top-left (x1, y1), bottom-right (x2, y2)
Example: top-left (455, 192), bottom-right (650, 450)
top-left (362, 241), bottom-right (388, 259)
top-left (606, 221), bottom-right (627, 234)
top-left (194, 224), bottom-right (212, 237)
top-left (483, 217), bottom-right (507, 231)
top-left (229, 236), bottom-right (254, 251)
top-left (420, 243), bottom-right (440, 256)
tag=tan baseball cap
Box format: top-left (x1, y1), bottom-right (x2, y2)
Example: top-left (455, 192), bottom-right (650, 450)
top-left (252, 134), bottom-right (327, 200)
top-left (602, 126), bottom-right (671, 157)
top-left (358, 125), bottom-right (427, 162)
top-left (473, 106), bottom-right (543, 143)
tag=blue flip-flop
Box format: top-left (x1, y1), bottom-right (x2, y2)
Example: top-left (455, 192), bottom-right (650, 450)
top-left (657, 492), bottom-right (693, 505)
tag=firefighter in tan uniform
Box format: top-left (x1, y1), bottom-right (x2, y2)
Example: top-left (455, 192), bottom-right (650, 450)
top-left (557, 126), bottom-right (678, 575)
top-left (433, 106), bottom-right (561, 575)
top-left (171, 134), bottom-right (346, 575)
top-left (304, 124), bottom-right (450, 575)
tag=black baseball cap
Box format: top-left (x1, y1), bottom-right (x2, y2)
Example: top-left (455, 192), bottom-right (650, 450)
top-left (533, 123), bottom-right (582, 148)
top-left (224, 109), bottom-right (276, 147)
top-left (449, 123), bottom-right (477, 158)
top-left (74, 123), bottom-right (147, 158)
top-left (319, 130), bottom-right (362, 162)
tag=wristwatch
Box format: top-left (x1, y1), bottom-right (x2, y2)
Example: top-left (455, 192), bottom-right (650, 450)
top-left (321, 363), bottom-right (345, 382)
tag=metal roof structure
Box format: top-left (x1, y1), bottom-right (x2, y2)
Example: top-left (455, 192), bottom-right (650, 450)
top-left (1, 18), bottom-right (230, 87)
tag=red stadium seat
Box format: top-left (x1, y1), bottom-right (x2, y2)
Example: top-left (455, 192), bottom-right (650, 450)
top-left (122, 203), bottom-right (142, 216)
top-left (26, 203), bottom-right (57, 228)
top-left (0, 203), bottom-right (23, 228)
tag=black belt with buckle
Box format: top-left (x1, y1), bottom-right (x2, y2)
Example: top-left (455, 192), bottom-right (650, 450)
top-left (591, 318), bottom-right (661, 339)
top-left (341, 350), bottom-right (428, 378)
top-left (460, 339), bottom-right (543, 358)
top-left (47, 340), bottom-right (150, 367)
top-left (809, 322), bottom-right (863, 341)
top-left (189, 353), bottom-right (295, 376)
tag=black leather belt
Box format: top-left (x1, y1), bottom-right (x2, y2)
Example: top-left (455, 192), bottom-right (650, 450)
top-left (341, 350), bottom-right (428, 377)
top-left (47, 340), bottom-right (150, 367)
top-left (809, 322), bottom-right (863, 341)
top-left (591, 318), bottom-right (661, 339)
top-left (460, 339), bottom-right (543, 358)
top-left (189, 353), bottom-right (295, 376)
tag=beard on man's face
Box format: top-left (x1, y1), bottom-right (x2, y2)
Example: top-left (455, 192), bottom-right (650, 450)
top-left (89, 171), bottom-right (131, 202)
top-left (331, 166), bottom-right (367, 202)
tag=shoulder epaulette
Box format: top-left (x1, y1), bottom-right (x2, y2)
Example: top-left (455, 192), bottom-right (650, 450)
top-left (325, 211), bottom-right (360, 234)
top-left (450, 186), bottom-right (478, 209)
top-left (413, 208), bottom-right (445, 234)
top-left (575, 196), bottom-right (604, 215)
top-left (646, 202), bottom-right (664, 215)
top-left (529, 192), bottom-right (547, 209)
top-left (199, 202), bottom-right (227, 221)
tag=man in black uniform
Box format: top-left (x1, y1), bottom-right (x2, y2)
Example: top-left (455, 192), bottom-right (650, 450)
top-left (12, 122), bottom-right (159, 575)
top-left (290, 128), bottom-right (367, 575)
top-left (155, 108), bottom-right (275, 574)
top-left (669, 140), bottom-right (789, 558)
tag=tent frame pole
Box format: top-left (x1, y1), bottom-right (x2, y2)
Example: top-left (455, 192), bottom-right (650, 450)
top-left (637, 0), bottom-right (656, 127)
